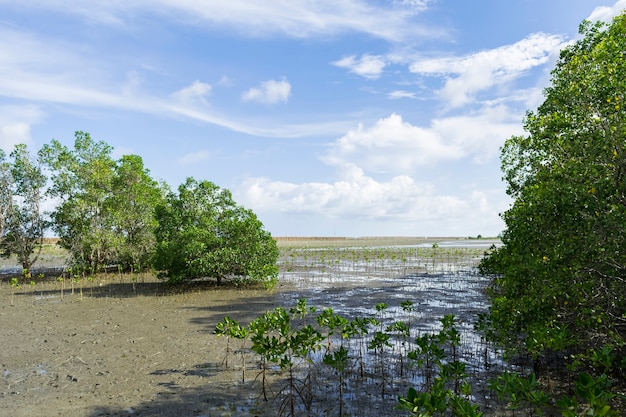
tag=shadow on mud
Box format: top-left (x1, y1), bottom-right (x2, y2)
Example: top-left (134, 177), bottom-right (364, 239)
top-left (4, 275), bottom-right (271, 300)
top-left (87, 381), bottom-right (267, 417)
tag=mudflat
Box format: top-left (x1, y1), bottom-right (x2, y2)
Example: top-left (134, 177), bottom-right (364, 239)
top-left (0, 277), bottom-right (280, 417)
top-left (0, 237), bottom-right (496, 416)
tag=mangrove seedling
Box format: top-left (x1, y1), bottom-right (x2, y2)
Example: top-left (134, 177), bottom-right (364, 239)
top-left (9, 277), bottom-right (19, 306)
top-left (215, 315), bottom-right (249, 380)
top-left (322, 345), bottom-right (350, 417)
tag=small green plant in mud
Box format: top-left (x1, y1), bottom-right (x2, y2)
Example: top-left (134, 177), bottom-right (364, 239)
top-left (316, 307), bottom-right (348, 352)
top-left (247, 302), bottom-right (324, 416)
top-left (347, 315), bottom-right (377, 379)
top-left (218, 300), bottom-right (364, 416)
top-left (215, 315), bottom-right (249, 380)
top-left (488, 371), bottom-right (548, 413)
top-left (217, 300), bottom-right (489, 417)
top-left (557, 372), bottom-right (619, 417)
top-left (28, 279), bottom-right (35, 303)
top-left (368, 301), bottom-right (392, 398)
top-left (56, 276), bottom-right (64, 299)
top-left (247, 313), bottom-right (273, 402)
top-left (73, 275), bottom-right (83, 301)
top-left (9, 276), bottom-right (20, 306)
top-left (398, 315), bottom-right (483, 417)
top-left (322, 345), bottom-right (350, 416)
top-left (387, 320), bottom-right (410, 378)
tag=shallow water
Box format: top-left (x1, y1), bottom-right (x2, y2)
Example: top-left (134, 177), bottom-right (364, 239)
top-left (229, 245), bottom-right (518, 416)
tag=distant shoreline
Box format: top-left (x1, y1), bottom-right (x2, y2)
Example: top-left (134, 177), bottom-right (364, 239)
top-left (273, 236), bottom-right (499, 248)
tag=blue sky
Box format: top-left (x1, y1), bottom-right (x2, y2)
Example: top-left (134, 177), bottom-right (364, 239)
top-left (1, 1), bottom-right (624, 237)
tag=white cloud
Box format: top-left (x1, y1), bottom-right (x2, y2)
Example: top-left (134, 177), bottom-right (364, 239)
top-left (332, 54), bottom-right (387, 79)
top-left (323, 109), bottom-right (521, 175)
top-left (430, 105), bottom-right (524, 163)
top-left (0, 27), bottom-right (148, 108)
top-left (241, 164), bottom-right (449, 218)
top-left (242, 79), bottom-right (291, 104)
top-left (588, 0), bottom-right (626, 22)
top-left (410, 33), bottom-right (566, 107)
top-left (176, 150), bottom-right (210, 165)
top-left (238, 164), bottom-right (504, 235)
top-left (324, 114), bottom-right (462, 173)
top-left (238, 106), bottom-right (518, 235)
top-left (241, 106), bottom-right (518, 231)
top-left (172, 80), bottom-right (212, 104)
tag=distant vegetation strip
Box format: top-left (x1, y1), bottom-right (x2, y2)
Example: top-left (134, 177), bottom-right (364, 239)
top-left (273, 236), bottom-right (458, 240)
top-left (273, 236), bottom-right (476, 248)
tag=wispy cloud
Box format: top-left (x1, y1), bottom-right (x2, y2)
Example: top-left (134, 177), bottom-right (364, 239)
top-left (176, 150), bottom-right (210, 165)
top-left (242, 79), bottom-right (291, 104)
top-left (388, 90), bottom-right (417, 99)
top-left (0, 123), bottom-right (33, 151)
top-left (217, 75), bottom-right (233, 87)
top-left (4, 0), bottom-right (442, 42)
top-left (332, 54), bottom-right (387, 79)
top-left (0, 105), bottom-right (43, 150)
top-left (392, 0), bottom-right (435, 13)
top-left (409, 33), bottom-right (566, 107)
top-left (0, 27), bottom-right (354, 138)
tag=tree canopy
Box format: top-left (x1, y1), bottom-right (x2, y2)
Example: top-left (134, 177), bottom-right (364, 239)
top-left (0, 144), bottom-right (47, 276)
top-left (480, 13), bottom-right (626, 368)
top-left (41, 132), bottom-right (118, 272)
top-left (153, 178), bottom-right (279, 288)
top-left (41, 132), bottom-right (166, 274)
top-left (109, 155), bottom-right (164, 272)
top-left (32, 132), bottom-right (279, 287)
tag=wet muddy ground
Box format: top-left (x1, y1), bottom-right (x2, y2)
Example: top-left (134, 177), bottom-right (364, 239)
top-left (0, 238), bottom-right (526, 416)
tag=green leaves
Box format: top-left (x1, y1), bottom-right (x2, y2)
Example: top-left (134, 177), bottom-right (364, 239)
top-left (42, 133), bottom-right (117, 272)
top-left (480, 12), bottom-right (626, 371)
top-left (398, 315), bottom-right (482, 417)
top-left (42, 132), bottom-right (164, 274)
top-left (0, 144), bottom-right (47, 275)
top-left (490, 371), bottom-right (619, 417)
top-left (248, 304), bottom-right (324, 370)
top-left (153, 177), bottom-right (278, 287)
top-left (109, 155), bottom-right (164, 272)
top-left (489, 372), bottom-right (549, 411)
top-left (215, 315), bottom-right (249, 340)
